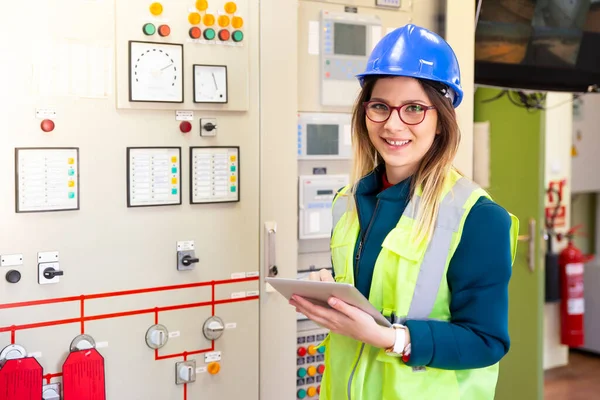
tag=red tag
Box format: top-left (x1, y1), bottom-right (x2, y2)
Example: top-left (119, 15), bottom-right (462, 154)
top-left (63, 349), bottom-right (106, 400)
top-left (0, 357), bottom-right (43, 400)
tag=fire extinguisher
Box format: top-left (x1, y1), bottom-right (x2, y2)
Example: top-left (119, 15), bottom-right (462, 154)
top-left (558, 224), bottom-right (593, 347)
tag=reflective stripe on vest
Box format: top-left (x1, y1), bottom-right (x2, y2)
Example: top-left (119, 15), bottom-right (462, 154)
top-left (330, 177), bottom-right (478, 322)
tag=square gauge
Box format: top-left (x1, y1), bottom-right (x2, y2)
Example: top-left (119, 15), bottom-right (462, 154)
top-left (129, 41), bottom-right (184, 103)
top-left (193, 65), bottom-right (228, 103)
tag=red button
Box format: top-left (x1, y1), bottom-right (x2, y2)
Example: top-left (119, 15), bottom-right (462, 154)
top-left (189, 27), bottom-right (201, 39)
top-left (218, 29), bottom-right (230, 41)
top-left (317, 364), bottom-right (325, 374)
top-left (41, 119), bottom-right (55, 132)
top-left (158, 24), bottom-right (171, 37)
top-left (180, 121), bottom-right (192, 133)
top-left (297, 347), bottom-right (307, 357)
top-left (317, 386), bottom-right (321, 394)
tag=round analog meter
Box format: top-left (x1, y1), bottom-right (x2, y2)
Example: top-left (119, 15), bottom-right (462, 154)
top-left (129, 41), bottom-right (184, 103)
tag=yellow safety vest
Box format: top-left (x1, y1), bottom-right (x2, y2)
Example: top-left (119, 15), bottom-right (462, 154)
top-left (319, 169), bottom-right (519, 400)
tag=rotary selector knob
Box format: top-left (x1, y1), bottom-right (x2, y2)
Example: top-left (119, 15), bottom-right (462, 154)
top-left (203, 316), bottom-right (225, 340)
top-left (145, 324), bottom-right (169, 349)
top-left (69, 334), bottom-right (96, 352)
top-left (0, 344), bottom-right (27, 364)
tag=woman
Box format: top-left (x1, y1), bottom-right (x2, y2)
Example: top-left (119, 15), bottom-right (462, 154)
top-left (290, 24), bottom-right (519, 399)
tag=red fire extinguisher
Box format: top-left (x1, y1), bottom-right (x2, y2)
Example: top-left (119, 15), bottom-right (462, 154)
top-left (558, 225), bottom-right (593, 347)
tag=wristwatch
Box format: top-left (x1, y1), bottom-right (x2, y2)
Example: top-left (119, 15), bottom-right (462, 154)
top-left (385, 324), bottom-right (409, 358)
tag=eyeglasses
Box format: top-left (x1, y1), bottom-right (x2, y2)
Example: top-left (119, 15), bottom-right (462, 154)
top-left (363, 101), bottom-right (436, 125)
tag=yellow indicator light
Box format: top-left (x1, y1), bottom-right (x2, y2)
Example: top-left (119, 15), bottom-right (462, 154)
top-left (218, 15), bottom-right (230, 27)
top-left (196, 0), bottom-right (208, 12)
top-left (231, 16), bottom-right (243, 29)
top-left (188, 12), bottom-right (201, 25)
top-left (224, 2), bottom-right (237, 14)
top-left (149, 2), bottom-right (163, 16)
top-left (203, 14), bottom-right (215, 26)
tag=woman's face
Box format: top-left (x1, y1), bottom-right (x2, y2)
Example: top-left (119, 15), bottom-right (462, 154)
top-left (366, 76), bottom-right (439, 183)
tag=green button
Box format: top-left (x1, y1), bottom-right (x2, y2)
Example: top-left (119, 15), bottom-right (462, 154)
top-left (68, 192), bottom-right (75, 199)
top-left (232, 30), bottom-right (244, 42)
top-left (171, 188), bottom-right (178, 195)
top-left (297, 368), bottom-right (306, 378)
top-left (230, 165), bottom-right (236, 172)
top-left (318, 346), bottom-right (326, 354)
top-left (172, 167), bottom-right (178, 173)
top-left (297, 389), bottom-right (307, 399)
top-left (230, 186), bottom-right (236, 192)
top-left (143, 23), bottom-right (156, 36)
top-left (326, 59), bottom-right (330, 65)
top-left (204, 28), bottom-right (216, 40)
top-left (68, 169), bottom-right (75, 176)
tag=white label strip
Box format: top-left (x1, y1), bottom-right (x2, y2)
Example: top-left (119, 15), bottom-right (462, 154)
top-left (225, 322), bottom-right (237, 329)
top-left (205, 351), bottom-right (222, 362)
top-left (169, 331), bottom-right (181, 338)
top-left (231, 291), bottom-right (246, 299)
top-left (231, 272), bottom-right (246, 279)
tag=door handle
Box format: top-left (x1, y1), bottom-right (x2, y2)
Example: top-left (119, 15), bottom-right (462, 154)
top-left (265, 221), bottom-right (278, 278)
top-left (517, 218), bottom-right (536, 272)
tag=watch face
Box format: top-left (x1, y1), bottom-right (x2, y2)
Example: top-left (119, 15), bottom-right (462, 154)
top-left (193, 64), bottom-right (228, 103)
top-left (129, 41), bottom-right (184, 103)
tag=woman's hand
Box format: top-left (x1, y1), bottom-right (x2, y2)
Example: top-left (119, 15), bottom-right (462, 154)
top-left (308, 268), bottom-right (334, 282)
top-left (290, 295), bottom-right (396, 350)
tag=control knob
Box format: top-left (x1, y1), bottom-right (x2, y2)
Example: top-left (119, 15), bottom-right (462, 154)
top-left (203, 316), bottom-right (225, 340)
top-left (43, 267), bottom-right (64, 280)
top-left (5, 270), bottom-right (21, 283)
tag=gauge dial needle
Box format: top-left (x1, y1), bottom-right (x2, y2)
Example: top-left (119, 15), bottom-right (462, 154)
top-left (161, 63), bottom-right (173, 71)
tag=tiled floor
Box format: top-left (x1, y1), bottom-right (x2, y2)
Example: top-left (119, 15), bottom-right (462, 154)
top-left (545, 350), bottom-right (600, 400)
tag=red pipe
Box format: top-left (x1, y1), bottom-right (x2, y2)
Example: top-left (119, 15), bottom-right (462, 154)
top-left (0, 277), bottom-right (259, 397)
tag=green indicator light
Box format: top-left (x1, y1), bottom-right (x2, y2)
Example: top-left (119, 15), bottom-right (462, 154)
top-left (143, 23), bottom-right (156, 36)
top-left (232, 30), bottom-right (244, 42)
top-left (204, 28), bottom-right (216, 40)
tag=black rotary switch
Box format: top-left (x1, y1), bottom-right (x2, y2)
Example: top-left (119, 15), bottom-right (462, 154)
top-left (6, 270), bottom-right (21, 283)
top-left (43, 267), bottom-right (64, 280)
top-left (181, 255), bottom-right (200, 266)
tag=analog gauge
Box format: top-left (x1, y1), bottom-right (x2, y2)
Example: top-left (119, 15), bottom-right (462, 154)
top-left (129, 41), bottom-right (184, 103)
top-left (193, 64), bottom-right (228, 103)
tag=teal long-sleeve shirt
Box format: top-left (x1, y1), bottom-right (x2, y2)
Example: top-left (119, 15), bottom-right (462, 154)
top-left (343, 166), bottom-right (512, 370)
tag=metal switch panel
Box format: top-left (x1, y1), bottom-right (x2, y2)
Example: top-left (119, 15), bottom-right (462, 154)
top-left (38, 262), bottom-right (63, 285)
top-left (42, 383), bottom-right (61, 400)
top-left (177, 241), bottom-right (199, 271)
top-left (176, 360), bottom-right (196, 385)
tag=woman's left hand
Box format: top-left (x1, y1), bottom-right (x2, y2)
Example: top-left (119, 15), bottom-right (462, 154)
top-left (290, 295), bottom-right (396, 349)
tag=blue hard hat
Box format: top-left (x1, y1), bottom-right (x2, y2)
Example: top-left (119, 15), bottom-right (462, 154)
top-left (356, 24), bottom-right (463, 108)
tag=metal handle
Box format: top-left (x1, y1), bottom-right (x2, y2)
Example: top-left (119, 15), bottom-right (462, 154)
top-left (517, 218), bottom-right (536, 272)
top-left (265, 221), bottom-right (278, 277)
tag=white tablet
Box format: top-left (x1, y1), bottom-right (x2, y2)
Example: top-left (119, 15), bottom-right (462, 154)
top-left (266, 277), bottom-right (391, 328)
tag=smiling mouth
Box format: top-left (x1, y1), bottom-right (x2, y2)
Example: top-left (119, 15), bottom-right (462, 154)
top-left (383, 138), bottom-right (411, 147)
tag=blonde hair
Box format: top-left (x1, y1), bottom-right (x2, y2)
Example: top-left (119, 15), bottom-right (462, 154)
top-left (348, 76), bottom-right (461, 244)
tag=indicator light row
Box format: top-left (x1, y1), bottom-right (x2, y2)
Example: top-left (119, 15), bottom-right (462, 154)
top-left (142, 23), bottom-right (243, 42)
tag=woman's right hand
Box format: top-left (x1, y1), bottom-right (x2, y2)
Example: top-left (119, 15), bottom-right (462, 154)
top-left (308, 269), bottom-right (335, 282)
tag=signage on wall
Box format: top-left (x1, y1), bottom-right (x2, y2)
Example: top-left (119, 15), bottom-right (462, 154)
top-left (546, 179), bottom-right (567, 228)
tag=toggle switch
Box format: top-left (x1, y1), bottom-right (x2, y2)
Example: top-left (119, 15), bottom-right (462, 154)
top-left (176, 360), bottom-right (196, 384)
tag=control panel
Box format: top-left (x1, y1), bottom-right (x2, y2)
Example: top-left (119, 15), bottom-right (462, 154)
top-left (320, 10), bottom-right (382, 107)
top-left (299, 174), bottom-right (349, 240)
top-left (0, 0), bottom-right (295, 399)
top-left (297, 112), bottom-right (352, 160)
top-left (297, 320), bottom-right (329, 399)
